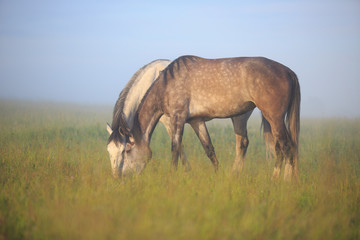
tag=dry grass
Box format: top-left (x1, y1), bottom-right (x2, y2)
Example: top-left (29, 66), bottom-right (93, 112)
top-left (1, 101), bottom-right (359, 239)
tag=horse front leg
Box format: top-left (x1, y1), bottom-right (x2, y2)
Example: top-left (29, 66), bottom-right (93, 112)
top-left (160, 116), bottom-right (191, 171)
top-left (170, 115), bottom-right (186, 170)
top-left (190, 120), bottom-right (219, 172)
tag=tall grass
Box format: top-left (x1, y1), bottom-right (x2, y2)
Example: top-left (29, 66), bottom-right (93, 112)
top-left (0, 100), bottom-right (359, 239)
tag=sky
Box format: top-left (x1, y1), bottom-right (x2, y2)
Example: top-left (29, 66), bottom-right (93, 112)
top-left (0, 0), bottom-right (359, 117)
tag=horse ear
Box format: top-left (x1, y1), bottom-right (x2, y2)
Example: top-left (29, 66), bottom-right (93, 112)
top-left (106, 123), bottom-right (113, 135)
top-left (118, 126), bottom-right (131, 137)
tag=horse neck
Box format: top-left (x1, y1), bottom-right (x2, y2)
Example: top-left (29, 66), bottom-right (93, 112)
top-left (135, 80), bottom-right (164, 145)
top-left (123, 62), bottom-right (169, 130)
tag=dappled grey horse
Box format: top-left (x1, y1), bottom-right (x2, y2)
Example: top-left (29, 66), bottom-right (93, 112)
top-left (109, 56), bottom-right (300, 180)
top-left (106, 59), bottom-right (273, 178)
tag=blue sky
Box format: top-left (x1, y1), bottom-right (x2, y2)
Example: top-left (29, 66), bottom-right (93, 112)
top-left (0, 0), bottom-right (359, 117)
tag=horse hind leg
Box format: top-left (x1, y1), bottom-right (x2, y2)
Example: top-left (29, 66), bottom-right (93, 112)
top-left (262, 115), bottom-right (274, 162)
top-left (231, 111), bottom-right (252, 175)
top-left (268, 119), bottom-right (295, 181)
top-left (272, 140), bottom-right (284, 180)
top-left (189, 120), bottom-right (219, 172)
top-left (160, 116), bottom-right (191, 171)
top-left (282, 141), bottom-right (295, 181)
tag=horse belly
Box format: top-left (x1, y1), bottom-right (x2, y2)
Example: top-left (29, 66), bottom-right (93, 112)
top-left (188, 91), bottom-right (253, 118)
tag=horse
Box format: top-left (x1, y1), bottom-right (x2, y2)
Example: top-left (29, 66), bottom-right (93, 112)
top-left (106, 59), bottom-right (271, 178)
top-left (109, 56), bottom-right (300, 180)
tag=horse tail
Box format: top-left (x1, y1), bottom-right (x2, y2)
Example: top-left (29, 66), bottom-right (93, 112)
top-left (286, 71), bottom-right (301, 178)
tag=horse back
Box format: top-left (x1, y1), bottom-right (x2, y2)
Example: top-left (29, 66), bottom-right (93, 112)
top-left (160, 56), bottom-right (295, 119)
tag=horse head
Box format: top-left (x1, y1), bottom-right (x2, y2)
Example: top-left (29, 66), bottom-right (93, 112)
top-left (106, 123), bottom-right (151, 178)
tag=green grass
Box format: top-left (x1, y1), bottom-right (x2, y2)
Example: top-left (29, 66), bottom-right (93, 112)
top-left (1, 100), bottom-right (359, 240)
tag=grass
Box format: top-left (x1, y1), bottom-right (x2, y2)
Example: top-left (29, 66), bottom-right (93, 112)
top-left (0, 100), bottom-right (359, 240)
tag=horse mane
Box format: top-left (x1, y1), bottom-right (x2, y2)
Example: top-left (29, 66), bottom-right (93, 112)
top-left (112, 65), bottom-right (145, 131)
top-left (110, 59), bottom-right (170, 143)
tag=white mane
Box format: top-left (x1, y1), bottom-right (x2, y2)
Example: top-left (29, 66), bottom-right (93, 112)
top-left (122, 60), bottom-right (171, 130)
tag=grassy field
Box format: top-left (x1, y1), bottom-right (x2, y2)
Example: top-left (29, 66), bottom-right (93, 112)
top-left (0, 100), bottom-right (359, 240)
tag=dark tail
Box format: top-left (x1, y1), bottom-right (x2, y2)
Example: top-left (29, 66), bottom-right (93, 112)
top-left (286, 72), bottom-right (301, 178)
